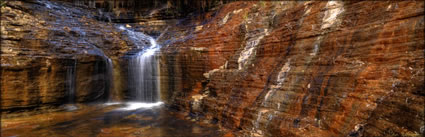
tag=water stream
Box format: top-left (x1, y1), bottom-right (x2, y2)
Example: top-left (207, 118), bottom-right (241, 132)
top-left (128, 41), bottom-right (160, 102)
top-left (105, 58), bottom-right (114, 101)
top-left (64, 59), bottom-right (78, 111)
top-left (119, 25), bottom-right (163, 109)
top-left (66, 60), bottom-right (77, 103)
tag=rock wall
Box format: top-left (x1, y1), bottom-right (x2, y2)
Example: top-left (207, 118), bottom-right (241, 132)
top-left (0, 0), bottom-right (135, 111)
top-left (64, 0), bottom-right (229, 22)
top-left (160, 1), bottom-right (424, 136)
top-left (1, 0), bottom-right (424, 136)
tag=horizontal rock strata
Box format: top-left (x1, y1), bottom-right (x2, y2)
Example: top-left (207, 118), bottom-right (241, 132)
top-left (1, 0), bottom-right (136, 111)
top-left (159, 1), bottom-right (424, 136)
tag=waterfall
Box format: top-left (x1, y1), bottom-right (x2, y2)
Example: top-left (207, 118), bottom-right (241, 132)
top-left (120, 25), bottom-right (161, 103)
top-left (128, 38), bottom-right (160, 102)
top-left (66, 60), bottom-right (77, 104)
top-left (105, 58), bottom-right (114, 101)
top-left (83, 43), bottom-right (115, 102)
top-left (64, 59), bottom-right (78, 111)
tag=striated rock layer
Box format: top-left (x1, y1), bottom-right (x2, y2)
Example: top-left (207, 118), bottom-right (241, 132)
top-left (62, 0), bottom-right (230, 22)
top-left (0, 0), bottom-right (141, 111)
top-left (159, 1), bottom-right (424, 136)
top-left (1, 0), bottom-right (424, 136)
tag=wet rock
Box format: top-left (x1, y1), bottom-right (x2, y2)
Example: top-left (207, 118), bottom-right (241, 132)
top-left (159, 1), bottom-right (424, 137)
top-left (1, 0), bottom-right (423, 137)
top-left (1, 0), bottom-right (134, 112)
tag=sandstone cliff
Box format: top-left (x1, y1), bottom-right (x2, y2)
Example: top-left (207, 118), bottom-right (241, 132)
top-left (159, 1), bottom-right (424, 136)
top-left (0, 0), bottom-right (142, 111)
top-left (1, 0), bottom-right (423, 136)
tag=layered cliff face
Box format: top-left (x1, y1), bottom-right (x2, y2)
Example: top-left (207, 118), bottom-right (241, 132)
top-left (159, 1), bottom-right (424, 136)
top-left (0, 0), bottom-right (142, 111)
top-left (1, 0), bottom-right (424, 136)
top-left (65, 0), bottom-right (228, 22)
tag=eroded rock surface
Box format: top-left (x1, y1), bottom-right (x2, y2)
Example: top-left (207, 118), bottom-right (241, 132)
top-left (159, 1), bottom-right (424, 136)
top-left (0, 0), bottom-right (139, 111)
top-left (1, 0), bottom-right (424, 136)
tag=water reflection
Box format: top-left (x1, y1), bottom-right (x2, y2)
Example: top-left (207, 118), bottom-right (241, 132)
top-left (1, 104), bottom-right (222, 137)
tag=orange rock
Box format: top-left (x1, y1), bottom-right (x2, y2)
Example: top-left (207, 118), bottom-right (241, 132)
top-left (160, 1), bottom-right (424, 137)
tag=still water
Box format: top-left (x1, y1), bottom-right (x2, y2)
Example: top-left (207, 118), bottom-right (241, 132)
top-left (1, 103), bottom-right (223, 137)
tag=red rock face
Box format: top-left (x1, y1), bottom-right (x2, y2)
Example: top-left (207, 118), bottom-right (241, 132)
top-left (1, 0), bottom-right (423, 136)
top-left (160, 1), bottom-right (424, 136)
top-left (0, 0), bottom-right (134, 111)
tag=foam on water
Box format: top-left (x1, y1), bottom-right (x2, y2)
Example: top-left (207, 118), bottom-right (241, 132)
top-left (119, 102), bottom-right (164, 110)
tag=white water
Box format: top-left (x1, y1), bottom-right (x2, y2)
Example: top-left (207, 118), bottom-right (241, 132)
top-left (128, 46), bottom-right (160, 102)
top-left (119, 102), bottom-right (164, 110)
top-left (104, 102), bottom-right (164, 111)
top-left (120, 25), bottom-right (162, 103)
top-left (105, 58), bottom-right (114, 101)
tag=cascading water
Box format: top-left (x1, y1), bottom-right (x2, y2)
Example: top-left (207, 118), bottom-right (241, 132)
top-left (105, 58), bottom-right (114, 101)
top-left (94, 56), bottom-right (114, 102)
top-left (65, 60), bottom-right (77, 103)
top-left (128, 40), bottom-right (160, 102)
top-left (64, 59), bottom-right (78, 111)
top-left (79, 40), bottom-right (115, 102)
top-left (117, 25), bottom-right (163, 109)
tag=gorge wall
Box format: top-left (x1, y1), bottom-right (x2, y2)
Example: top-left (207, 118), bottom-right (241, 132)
top-left (159, 1), bottom-right (424, 137)
top-left (61, 0), bottom-right (229, 22)
top-left (0, 0), bottom-right (139, 111)
top-left (1, 0), bottom-right (424, 137)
